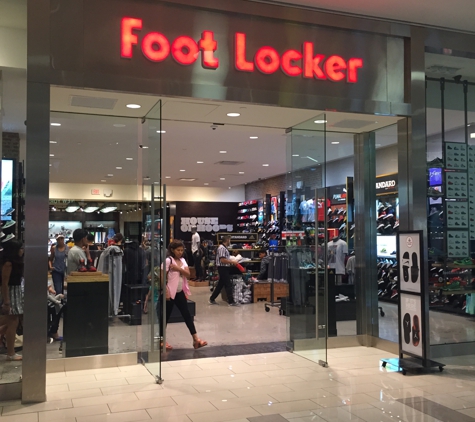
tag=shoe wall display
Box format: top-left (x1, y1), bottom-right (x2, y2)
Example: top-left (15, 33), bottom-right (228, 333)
top-left (446, 201), bottom-right (468, 229)
top-left (445, 142), bottom-right (467, 170)
top-left (445, 171), bottom-right (467, 199)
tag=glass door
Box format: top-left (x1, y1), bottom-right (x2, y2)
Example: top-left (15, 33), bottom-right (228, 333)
top-left (140, 100), bottom-right (164, 382)
top-left (286, 113), bottom-right (328, 366)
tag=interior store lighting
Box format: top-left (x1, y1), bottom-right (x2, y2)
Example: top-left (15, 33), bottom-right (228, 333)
top-left (50, 123), bottom-right (61, 126)
top-left (314, 120), bottom-right (327, 124)
top-left (227, 112), bottom-right (240, 117)
top-left (99, 203), bottom-right (118, 213)
top-left (84, 203), bottom-right (100, 213)
top-left (250, 136), bottom-right (258, 139)
top-left (126, 104), bottom-right (141, 109)
top-left (65, 202), bottom-right (80, 213)
top-left (470, 133), bottom-right (475, 139)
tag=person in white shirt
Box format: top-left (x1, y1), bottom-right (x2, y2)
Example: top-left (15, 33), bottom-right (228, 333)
top-left (191, 226), bottom-right (203, 281)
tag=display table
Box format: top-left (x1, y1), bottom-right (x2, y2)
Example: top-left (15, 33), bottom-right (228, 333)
top-left (64, 272), bottom-right (109, 357)
top-left (252, 282), bottom-right (289, 303)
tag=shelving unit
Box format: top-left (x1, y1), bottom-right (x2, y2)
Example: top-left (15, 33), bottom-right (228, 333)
top-left (236, 200), bottom-right (259, 231)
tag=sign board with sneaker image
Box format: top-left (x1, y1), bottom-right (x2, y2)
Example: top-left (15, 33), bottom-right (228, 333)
top-left (398, 233), bottom-right (421, 294)
top-left (400, 293), bottom-right (423, 357)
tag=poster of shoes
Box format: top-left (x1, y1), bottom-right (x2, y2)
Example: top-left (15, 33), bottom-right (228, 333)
top-left (470, 196), bottom-right (475, 240)
top-left (447, 230), bottom-right (470, 258)
top-left (398, 233), bottom-right (421, 294)
top-left (445, 171), bottom-right (468, 199)
top-left (400, 293), bottom-right (423, 357)
top-left (468, 146), bottom-right (475, 171)
top-left (445, 142), bottom-right (467, 170)
top-left (446, 201), bottom-right (468, 229)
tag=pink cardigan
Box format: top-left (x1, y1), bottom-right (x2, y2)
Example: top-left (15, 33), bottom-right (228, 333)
top-left (164, 257), bottom-right (191, 299)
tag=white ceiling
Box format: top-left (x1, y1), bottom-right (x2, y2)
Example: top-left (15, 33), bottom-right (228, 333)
top-left (259, 0), bottom-right (475, 34)
top-left (49, 87), bottom-right (401, 188)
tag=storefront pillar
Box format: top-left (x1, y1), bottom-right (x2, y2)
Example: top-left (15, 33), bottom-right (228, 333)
top-left (354, 132), bottom-right (378, 343)
top-left (23, 0), bottom-right (51, 403)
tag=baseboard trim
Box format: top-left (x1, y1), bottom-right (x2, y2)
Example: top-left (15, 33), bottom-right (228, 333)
top-left (46, 352), bottom-right (138, 373)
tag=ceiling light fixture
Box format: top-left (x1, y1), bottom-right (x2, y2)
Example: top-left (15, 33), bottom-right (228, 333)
top-left (331, 142), bottom-right (340, 145)
top-left (180, 169), bottom-right (186, 172)
top-left (220, 151), bottom-right (227, 154)
top-left (239, 172), bottom-right (244, 174)
top-left (126, 104), bottom-right (141, 109)
top-left (139, 145), bottom-right (149, 149)
top-left (50, 154), bottom-right (54, 157)
top-left (314, 120), bottom-right (327, 124)
top-left (84, 203), bottom-right (100, 213)
top-left (262, 164), bottom-right (269, 167)
top-left (50, 123), bottom-right (61, 127)
top-left (65, 201), bottom-right (80, 213)
top-left (50, 141), bottom-right (57, 144)
top-left (197, 161), bottom-right (204, 164)
top-left (471, 133), bottom-right (475, 139)
top-left (156, 130), bottom-right (166, 134)
top-left (113, 124), bottom-right (126, 128)
top-left (220, 178), bottom-right (225, 180)
top-left (292, 154), bottom-right (299, 157)
top-left (107, 174), bottom-right (113, 177)
top-left (227, 112), bottom-right (240, 117)
top-left (204, 183), bottom-right (209, 185)
top-left (250, 136), bottom-right (258, 139)
top-left (101, 180), bottom-right (106, 182)
top-left (116, 166), bottom-right (122, 169)
top-left (375, 143), bottom-right (382, 147)
top-left (165, 176), bottom-right (171, 179)
top-left (99, 203), bottom-right (118, 213)
top-left (126, 158), bottom-right (133, 161)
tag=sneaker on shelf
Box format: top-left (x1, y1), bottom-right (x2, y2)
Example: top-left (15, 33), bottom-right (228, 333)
top-left (2, 208), bottom-right (14, 217)
top-left (1, 233), bottom-right (15, 243)
top-left (427, 157), bottom-right (444, 167)
top-left (1, 220), bottom-right (16, 229)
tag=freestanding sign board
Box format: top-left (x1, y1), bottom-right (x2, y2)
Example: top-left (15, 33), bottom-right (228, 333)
top-left (382, 231), bottom-right (445, 375)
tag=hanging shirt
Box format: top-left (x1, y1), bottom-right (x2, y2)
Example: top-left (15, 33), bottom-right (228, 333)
top-left (327, 239), bottom-right (348, 275)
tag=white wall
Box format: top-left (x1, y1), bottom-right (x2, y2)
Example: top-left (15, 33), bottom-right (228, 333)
top-left (0, 27), bottom-right (26, 69)
top-left (49, 183), bottom-right (245, 203)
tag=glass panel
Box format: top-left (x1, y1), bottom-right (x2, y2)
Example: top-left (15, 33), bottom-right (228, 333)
top-left (285, 113), bottom-right (327, 365)
top-left (47, 109), bottom-right (151, 366)
top-left (139, 101), bottom-right (163, 381)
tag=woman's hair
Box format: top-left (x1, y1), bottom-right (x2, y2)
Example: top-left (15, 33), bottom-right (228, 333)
top-left (2, 240), bottom-right (24, 264)
top-left (113, 233), bottom-right (124, 243)
top-left (168, 240), bottom-right (184, 258)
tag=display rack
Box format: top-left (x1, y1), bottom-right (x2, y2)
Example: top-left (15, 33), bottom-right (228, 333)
top-left (236, 199), bottom-right (259, 231)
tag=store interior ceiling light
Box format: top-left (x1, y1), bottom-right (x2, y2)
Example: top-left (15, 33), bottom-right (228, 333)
top-left (99, 203), bottom-right (118, 213)
top-left (292, 154), bottom-right (299, 156)
top-left (126, 104), bottom-right (141, 109)
top-left (50, 141), bottom-right (57, 144)
top-left (116, 166), bottom-right (122, 169)
top-left (471, 133), bottom-right (475, 139)
top-left (113, 124), bottom-right (126, 128)
top-left (197, 161), bottom-right (204, 164)
top-left (101, 179), bottom-right (106, 182)
top-left (165, 176), bottom-right (171, 178)
top-left (219, 151), bottom-right (227, 153)
top-left (220, 177), bottom-right (225, 180)
top-left (204, 183), bottom-right (209, 185)
top-left (331, 141), bottom-right (340, 144)
top-left (305, 156), bottom-right (319, 163)
top-left (65, 201), bottom-right (80, 213)
top-left (107, 174), bottom-right (113, 177)
top-left (227, 113), bottom-right (240, 117)
top-left (314, 120), bottom-right (327, 124)
top-left (50, 154), bottom-right (54, 157)
top-left (262, 164), bottom-right (269, 167)
top-left (126, 158), bottom-right (133, 160)
top-left (250, 136), bottom-right (258, 139)
top-left (84, 203), bottom-right (100, 213)
top-left (180, 169), bottom-right (186, 172)
top-left (179, 178), bottom-right (196, 182)
top-left (239, 171), bottom-right (245, 174)
top-left (50, 123), bottom-right (61, 126)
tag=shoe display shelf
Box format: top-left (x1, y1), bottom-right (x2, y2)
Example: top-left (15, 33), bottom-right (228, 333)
top-left (236, 199), bottom-right (260, 232)
top-left (377, 257), bottom-right (399, 304)
top-left (427, 143), bottom-right (475, 316)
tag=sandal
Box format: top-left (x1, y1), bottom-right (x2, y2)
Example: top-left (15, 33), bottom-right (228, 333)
top-left (193, 339), bottom-right (208, 349)
top-left (6, 353), bottom-right (22, 361)
top-left (165, 342), bottom-right (173, 351)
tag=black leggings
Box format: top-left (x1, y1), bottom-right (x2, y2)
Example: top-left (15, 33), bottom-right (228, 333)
top-left (165, 291), bottom-right (196, 335)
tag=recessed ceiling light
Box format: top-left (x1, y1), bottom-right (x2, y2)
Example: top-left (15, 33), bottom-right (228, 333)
top-left (204, 183), bottom-right (209, 185)
top-left (239, 172), bottom-right (245, 174)
top-left (220, 178), bottom-right (225, 180)
top-left (143, 176), bottom-right (150, 180)
top-left (292, 154), bottom-right (299, 157)
top-left (116, 167), bottom-right (122, 169)
top-left (107, 174), bottom-right (113, 177)
top-left (50, 154), bottom-right (54, 157)
top-left (165, 176), bottom-right (171, 179)
top-left (227, 112), bottom-right (240, 117)
top-left (139, 145), bottom-right (149, 149)
top-left (113, 124), bottom-right (126, 128)
top-left (314, 120), bottom-right (327, 124)
top-left (471, 133), bottom-right (475, 139)
top-left (197, 161), bottom-right (204, 164)
top-left (262, 164), bottom-right (269, 167)
top-left (331, 142), bottom-right (340, 145)
top-left (250, 136), bottom-right (258, 139)
top-left (180, 169), bottom-right (186, 172)
top-left (50, 123), bottom-right (61, 127)
top-left (126, 158), bottom-right (133, 161)
top-left (220, 151), bottom-right (227, 154)
top-left (228, 187), bottom-right (231, 190)
top-left (126, 104), bottom-right (141, 109)
top-left (375, 143), bottom-right (382, 147)
top-left (101, 180), bottom-right (106, 182)
top-left (49, 164), bottom-right (52, 167)
top-left (156, 130), bottom-right (166, 134)
top-left (50, 141), bottom-right (57, 144)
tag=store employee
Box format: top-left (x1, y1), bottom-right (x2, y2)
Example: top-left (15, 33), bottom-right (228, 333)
top-left (209, 235), bottom-right (239, 306)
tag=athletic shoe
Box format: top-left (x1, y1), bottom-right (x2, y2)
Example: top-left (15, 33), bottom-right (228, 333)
top-left (208, 299), bottom-right (218, 305)
top-left (228, 302), bottom-right (240, 307)
top-left (1, 233), bottom-right (15, 243)
top-left (2, 208), bottom-right (14, 217)
top-left (1, 220), bottom-right (15, 229)
top-left (428, 157), bottom-right (444, 167)
top-left (0, 232), bottom-right (4, 239)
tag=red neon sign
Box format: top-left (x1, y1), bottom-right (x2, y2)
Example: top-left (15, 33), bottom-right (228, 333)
top-left (121, 17), bottom-right (364, 83)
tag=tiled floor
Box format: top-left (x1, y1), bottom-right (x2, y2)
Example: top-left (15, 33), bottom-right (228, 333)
top-left (2, 346), bottom-right (475, 421)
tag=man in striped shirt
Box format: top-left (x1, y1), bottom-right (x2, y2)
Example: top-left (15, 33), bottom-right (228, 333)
top-left (209, 235), bottom-right (239, 306)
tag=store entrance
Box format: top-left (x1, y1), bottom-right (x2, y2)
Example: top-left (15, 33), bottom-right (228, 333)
top-left (46, 87), bottom-right (401, 370)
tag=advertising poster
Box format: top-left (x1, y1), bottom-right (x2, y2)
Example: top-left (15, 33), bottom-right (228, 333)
top-left (398, 233), bottom-right (421, 294)
top-left (400, 293), bottom-right (423, 357)
top-left (1, 159), bottom-right (13, 221)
